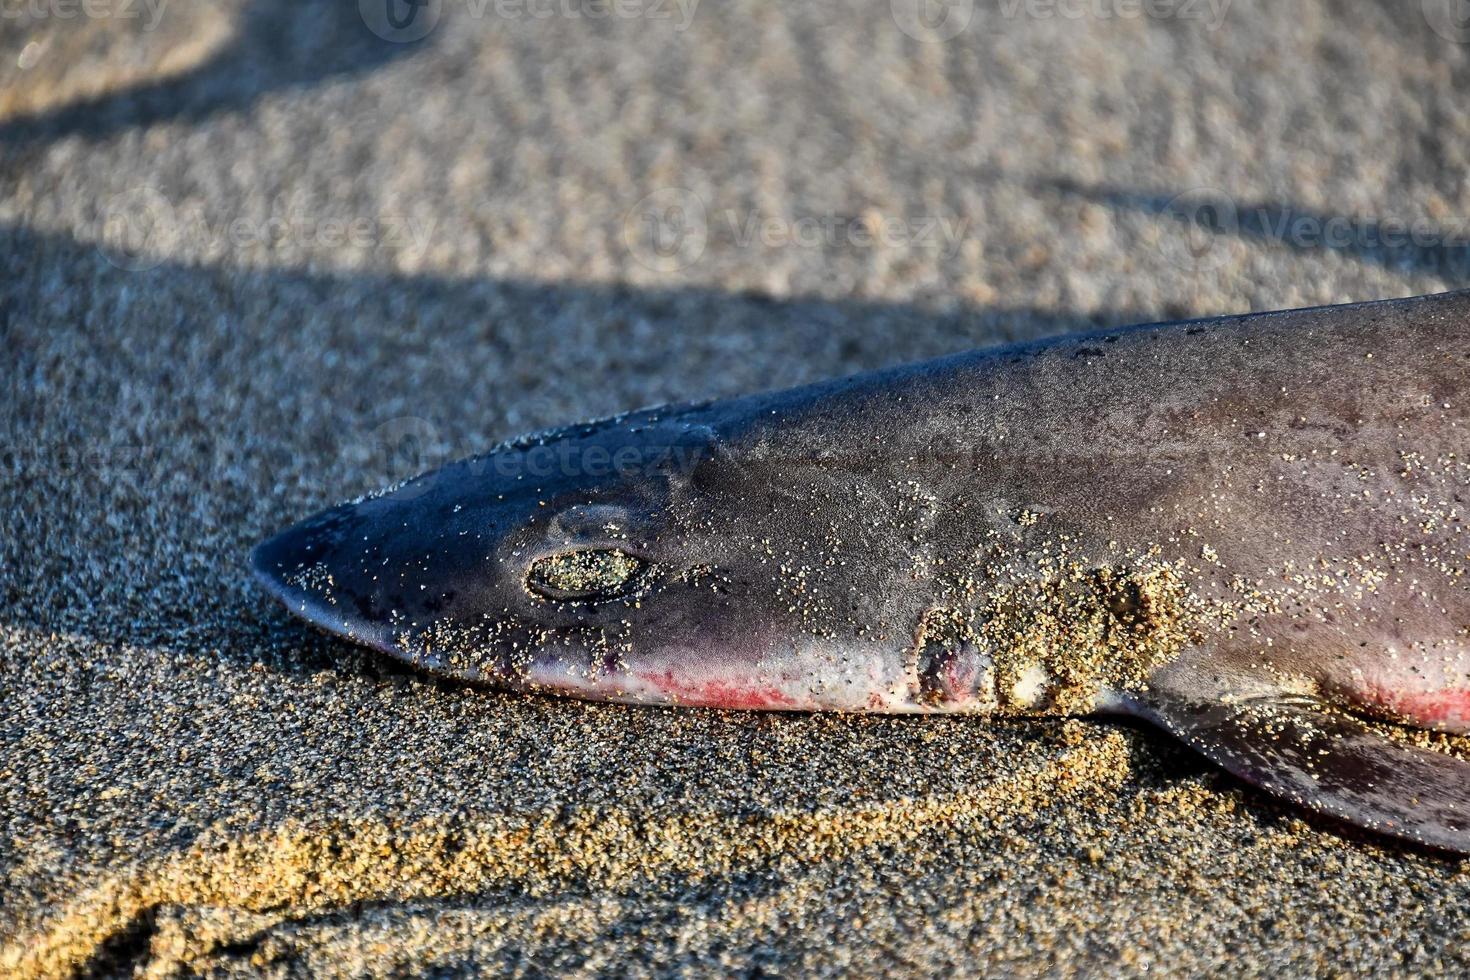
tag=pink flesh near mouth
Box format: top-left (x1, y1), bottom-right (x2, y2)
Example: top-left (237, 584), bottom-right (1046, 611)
top-left (633, 670), bottom-right (802, 710)
top-left (1364, 685), bottom-right (1470, 731)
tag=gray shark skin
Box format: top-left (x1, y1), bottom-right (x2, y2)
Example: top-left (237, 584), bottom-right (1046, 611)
top-left (254, 290), bottom-right (1470, 852)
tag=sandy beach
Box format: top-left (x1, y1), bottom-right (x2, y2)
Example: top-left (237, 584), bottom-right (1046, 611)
top-left (5, 0), bottom-right (1470, 974)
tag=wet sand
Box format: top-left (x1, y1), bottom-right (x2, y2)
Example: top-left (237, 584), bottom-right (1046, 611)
top-left (5, 1), bottom-right (1470, 974)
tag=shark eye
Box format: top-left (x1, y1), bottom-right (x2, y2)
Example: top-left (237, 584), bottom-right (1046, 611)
top-left (525, 548), bottom-right (648, 602)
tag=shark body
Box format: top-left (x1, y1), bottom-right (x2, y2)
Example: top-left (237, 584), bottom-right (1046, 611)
top-left (255, 290), bottom-right (1470, 851)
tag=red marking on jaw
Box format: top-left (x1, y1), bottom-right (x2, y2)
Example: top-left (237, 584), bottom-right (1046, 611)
top-left (636, 671), bottom-right (799, 710)
top-left (1364, 685), bottom-right (1470, 728)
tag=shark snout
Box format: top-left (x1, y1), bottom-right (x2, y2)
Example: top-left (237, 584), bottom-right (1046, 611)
top-left (250, 505), bottom-right (401, 656)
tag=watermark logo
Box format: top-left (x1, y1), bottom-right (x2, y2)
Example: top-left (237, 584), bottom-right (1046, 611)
top-left (96, 188), bottom-right (438, 270)
top-left (370, 416), bottom-right (449, 499)
top-left (998, 0), bottom-right (1231, 29)
top-left (624, 187), bottom-right (709, 273)
top-left (361, 0), bottom-right (699, 41)
top-left (360, 0), bottom-right (442, 42)
top-left (1424, 0), bottom-right (1470, 42)
top-left (99, 186), bottom-right (176, 272)
top-left (359, 415), bottom-right (719, 501)
top-left (486, 0), bottom-right (699, 29)
top-left (1156, 187), bottom-right (1238, 272)
top-left (0, 0), bottom-right (171, 31)
top-left (890, 0), bottom-right (975, 42)
top-left (1149, 187), bottom-right (1470, 273)
top-left (624, 189), bottom-right (971, 272)
top-left (725, 208), bottom-right (969, 256)
top-left (892, 0), bottom-right (1232, 39)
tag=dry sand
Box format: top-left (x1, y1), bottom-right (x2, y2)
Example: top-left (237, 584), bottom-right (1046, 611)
top-left (5, 0), bottom-right (1470, 974)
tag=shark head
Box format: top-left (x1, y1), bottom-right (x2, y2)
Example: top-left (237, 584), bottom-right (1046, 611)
top-left (252, 399), bottom-right (948, 711)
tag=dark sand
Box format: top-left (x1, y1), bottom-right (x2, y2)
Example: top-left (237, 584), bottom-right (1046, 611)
top-left (5, 1), bottom-right (1470, 974)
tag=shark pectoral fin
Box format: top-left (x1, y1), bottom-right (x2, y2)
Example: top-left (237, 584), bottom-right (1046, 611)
top-left (1133, 689), bottom-right (1470, 853)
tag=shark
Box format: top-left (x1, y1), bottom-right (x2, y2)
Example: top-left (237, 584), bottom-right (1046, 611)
top-left (254, 290), bottom-right (1470, 852)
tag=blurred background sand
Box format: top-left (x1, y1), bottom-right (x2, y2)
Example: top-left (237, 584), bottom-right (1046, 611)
top-left (4, 0), bottom-right (1470, 974)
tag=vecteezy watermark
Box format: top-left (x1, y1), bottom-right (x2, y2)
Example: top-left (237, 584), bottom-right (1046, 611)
top-left (1153, 187), bottom-right (1470, 273)
top-left (98, 187), bottom-right (438, 272)
top-left (1423, 0), bottom-right (1470, 42)
top-left (724, 209), bottom-right (970, 256)
top-left (371, 417), bottom-right (453, 492)
top-left (480, 0), bottom-right (698, 28)
top-left (623, 189), bottom-right (971, 272)
top-left (100, 186), bottom-right (175, 272)
top-left (1153, 187), bottom-right (1239, 272)
top-left (365, 416), bottom-right (716, 500)
top-left (891, 0), bottom-right (1230, 41)
top-left (0, 0), bottom-right (170, 31)
top-left (997, 0), bottom-right (1231, 29)
top-left (890, 0), bottom-right (975, 41)
top-left (623, 187), bottom-right (709, 273)
top-left (360, 0), bottom-right (699, 42)
top-left (360, 0), bottom-right (442, 42)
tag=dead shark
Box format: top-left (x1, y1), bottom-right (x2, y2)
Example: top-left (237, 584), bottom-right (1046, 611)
top-left (254, 290), bottom-right (1470, 852)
